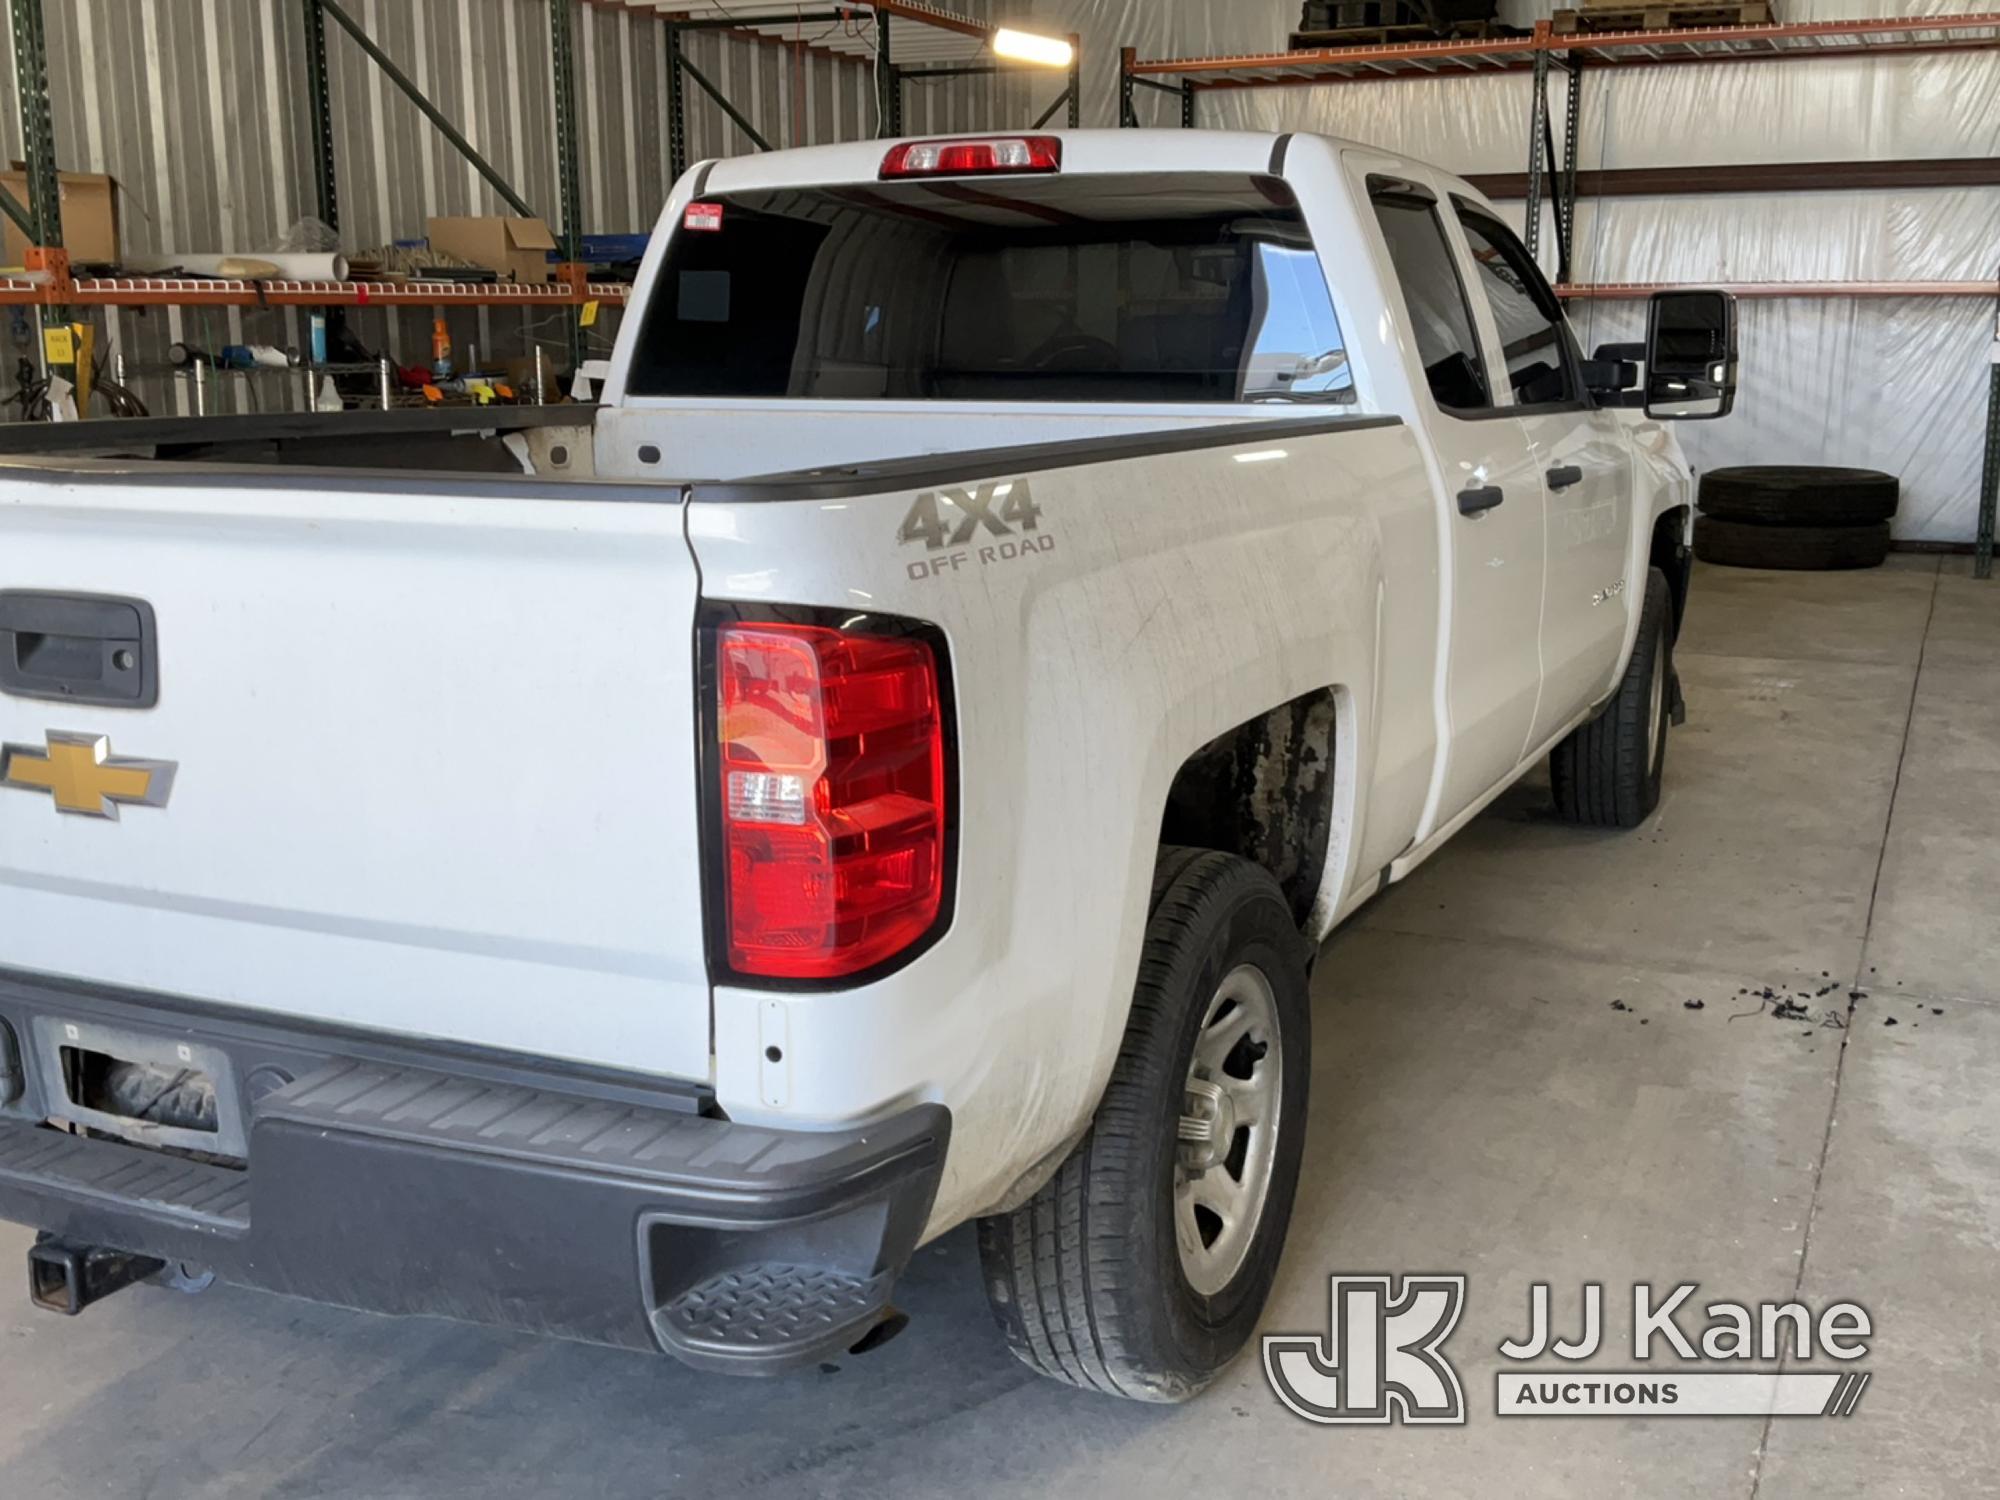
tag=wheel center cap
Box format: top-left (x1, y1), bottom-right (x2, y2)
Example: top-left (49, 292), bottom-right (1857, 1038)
top-left (1177, 1077), bottom-right (1235, 1174)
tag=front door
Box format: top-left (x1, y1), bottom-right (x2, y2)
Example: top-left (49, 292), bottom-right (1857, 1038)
top-left (1449, 202), bottom-right (1634, 749)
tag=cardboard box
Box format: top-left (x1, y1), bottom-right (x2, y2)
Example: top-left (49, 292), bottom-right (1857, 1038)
top-left (425, 215), bottom-right (557, 284)
top-left (0, 168), bottom-right (119, 267)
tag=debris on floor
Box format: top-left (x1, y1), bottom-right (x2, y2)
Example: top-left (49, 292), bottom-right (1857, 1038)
top-left (1720, 972), bottom-right (1881, 1032)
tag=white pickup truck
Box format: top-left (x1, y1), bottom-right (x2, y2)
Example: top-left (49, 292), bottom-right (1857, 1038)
top-left (0, 130), bottom-right (1735, 1400)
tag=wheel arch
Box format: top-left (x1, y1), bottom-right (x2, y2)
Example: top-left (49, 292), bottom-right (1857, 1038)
top-left (1155, 687), bottom-right (1346, 930)
top-left (1649, 504), bottom-right (1693, 640)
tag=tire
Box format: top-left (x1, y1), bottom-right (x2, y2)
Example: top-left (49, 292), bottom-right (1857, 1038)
top-left (1551, 567), bottom-right (1673, 829)
top-left (977, 848), bottom-right (1310, 1402)
top-left (1693, 517), bottom-right (1890, 571)
top-left (1698, 466), bottom-right (1898, 527)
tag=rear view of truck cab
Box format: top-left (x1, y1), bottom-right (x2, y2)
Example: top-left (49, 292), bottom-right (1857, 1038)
top-left (0, 127), bottom-right (1717, 1399)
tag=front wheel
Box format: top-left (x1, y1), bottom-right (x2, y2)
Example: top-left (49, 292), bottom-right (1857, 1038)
top-left (1550, 566), bottom-right (1674, 829)
top-left (976, 848), bottom-right (1311, 1402)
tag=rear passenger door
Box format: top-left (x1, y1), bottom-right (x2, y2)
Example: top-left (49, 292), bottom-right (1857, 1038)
top-left (1451, 202), bottom-right (1634, 749)
top-left (1365, 176), bottom-right (1548, 830)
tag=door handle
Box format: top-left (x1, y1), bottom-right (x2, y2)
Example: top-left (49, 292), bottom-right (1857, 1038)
top-left (1546, 464), bottom-right (1585, 491)
top-left (0, 590), bottom-right (158, 708)
top-left (1457, 485), bottom-right (1504, 517)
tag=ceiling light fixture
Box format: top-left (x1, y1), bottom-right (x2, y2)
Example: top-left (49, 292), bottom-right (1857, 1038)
top-left (991, 28), bottom-right (1074, 68)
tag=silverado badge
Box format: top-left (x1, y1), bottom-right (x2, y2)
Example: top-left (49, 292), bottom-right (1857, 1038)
top-left (0, 731), bottom-right (176, 819)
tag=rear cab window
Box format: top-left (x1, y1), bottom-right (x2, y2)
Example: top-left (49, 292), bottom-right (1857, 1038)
top-left (1366, 186), bottom-right (1493, 414)
top-left (626, 172), bottom-right (1355, 406)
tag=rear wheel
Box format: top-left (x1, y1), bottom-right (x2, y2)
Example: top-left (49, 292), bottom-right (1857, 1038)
top-left (977, 848), bottom-right (1310, 1402)
top-left (1551, 567), bottom-right (1673, 829)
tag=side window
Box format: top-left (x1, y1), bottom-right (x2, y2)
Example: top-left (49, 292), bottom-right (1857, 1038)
top-left (1241, 241), bottom-right (1354, 402)
top-left (1453, 208), bottom-right (1580, 407)
top-left (1368, 192), bottom-right (1492, 412)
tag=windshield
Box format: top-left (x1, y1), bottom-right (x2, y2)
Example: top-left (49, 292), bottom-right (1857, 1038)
top-left (624, 172), bottom-right (1354, 406)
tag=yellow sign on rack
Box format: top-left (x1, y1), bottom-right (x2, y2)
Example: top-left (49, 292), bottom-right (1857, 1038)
top-left (41, 325), bottom-right (74, 365)
top-left (580, 299), bottom-right (600, 328)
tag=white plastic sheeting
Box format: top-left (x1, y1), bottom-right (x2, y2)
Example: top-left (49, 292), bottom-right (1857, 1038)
top-left (1573, 296), bottom-right (1995, 541)
top-left (1001, 0), bottom-right (2000, 540)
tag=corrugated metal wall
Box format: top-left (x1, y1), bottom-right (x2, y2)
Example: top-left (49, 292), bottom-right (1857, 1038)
top-left (0, 0), bottom-right (1009, 415)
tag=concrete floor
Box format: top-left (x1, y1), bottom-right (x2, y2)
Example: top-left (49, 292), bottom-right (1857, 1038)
top-left (4, 557), bottom-right (1996, 1499)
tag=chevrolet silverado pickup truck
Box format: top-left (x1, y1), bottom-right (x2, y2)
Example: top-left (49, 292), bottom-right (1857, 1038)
top-left (0, 129), bottom-right (1736, 1401)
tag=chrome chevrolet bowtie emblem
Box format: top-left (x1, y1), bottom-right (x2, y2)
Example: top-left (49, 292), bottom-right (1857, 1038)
top-left (0, 731), bottom-right (176, 818)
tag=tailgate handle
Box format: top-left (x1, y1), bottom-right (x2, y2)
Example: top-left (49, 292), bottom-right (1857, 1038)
top-left (0, 591), bottom-right (159, 708)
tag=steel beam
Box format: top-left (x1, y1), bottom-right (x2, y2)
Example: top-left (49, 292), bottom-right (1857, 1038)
top-left (10, 0), bottom-right (58, 251)
top-left (1122, 12), bottom-right (2000, 82)
top-left (551, 0), bottom-right (583, 250)
top-left (320, 0), bottom-right (536, 220)
top-left (302, 0), bottom-right (339, 230)
top-left (10, 0), bottom-right (69, 386)
top-left (293, 1), bottom-right (350, 369)
top-left (1542, 102), bottom-right (1569, 281)
top-left (667, 11), bottom-right (848, 30)
top-left (895, 65), bottom-right (998, 80)
top-left (1468, 156), bottom-right (2000, 199)
top-left (665, 21), bottom-right (688, 181)
top-left (866, 0), bottom-right (986, 43)
top-left (1120, 54), bottom-right (1184, 132)
top-left (679, 51), bottom-right (774, 153)
top-left (876, 12), bottom-right (899, 137)
top-left (548, 0), bottom-right (584, 367)
top-left (1558, 54), bottom-right (1582, 284)
top-left (1523, 34), bottom-right (1550, 262)
top-left (0, 180), bottom-right (32, 239)
top-left (1978, 361), bottom-right (1999, 580)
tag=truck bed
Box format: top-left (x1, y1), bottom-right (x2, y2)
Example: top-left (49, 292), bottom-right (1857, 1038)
top-left (0, 406), bottom-right (595, 474)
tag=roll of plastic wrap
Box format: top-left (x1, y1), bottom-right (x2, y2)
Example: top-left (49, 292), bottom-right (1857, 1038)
top-left (128, 252), bottom-right (349, 281)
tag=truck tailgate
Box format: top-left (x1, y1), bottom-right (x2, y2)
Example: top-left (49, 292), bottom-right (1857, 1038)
top-left (0, 470), bottom-right (711, 1080)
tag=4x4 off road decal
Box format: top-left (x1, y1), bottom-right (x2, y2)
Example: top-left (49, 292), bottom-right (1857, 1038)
top-left (899, 480), bottom-right (1055, 580)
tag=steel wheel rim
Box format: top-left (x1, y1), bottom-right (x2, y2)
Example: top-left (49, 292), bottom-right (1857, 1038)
top-left (1647, 634), bottom-right (1668, 778)
top-left (1174, 963), bottom-right (1283, 1298)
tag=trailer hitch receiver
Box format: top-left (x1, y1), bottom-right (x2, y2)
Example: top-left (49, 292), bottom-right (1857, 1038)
top-left (28, 1237), bottom-right (164, 1316)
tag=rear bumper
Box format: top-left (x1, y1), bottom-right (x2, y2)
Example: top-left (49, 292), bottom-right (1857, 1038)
top-left (0, 968), bottom-right (949, 1373)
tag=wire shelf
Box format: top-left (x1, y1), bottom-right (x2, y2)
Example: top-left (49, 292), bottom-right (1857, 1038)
top-left (0, 277), bottom-right (632, 310)
top-left (1128, 12), bottom-right (2000, 88)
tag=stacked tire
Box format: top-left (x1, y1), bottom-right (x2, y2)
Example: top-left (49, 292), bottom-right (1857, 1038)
top-left (1694, 467), bottom-right (1898, 570)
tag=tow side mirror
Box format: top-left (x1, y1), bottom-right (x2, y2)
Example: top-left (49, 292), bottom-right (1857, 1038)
top-left (1645, 290), bottom-right (1737, 420)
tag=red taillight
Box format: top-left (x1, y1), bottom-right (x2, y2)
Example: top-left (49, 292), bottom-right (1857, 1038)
top-left (879, 136), bottom-right (1062, 179)
top-left (716, 623), bottom-right (948, 980)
